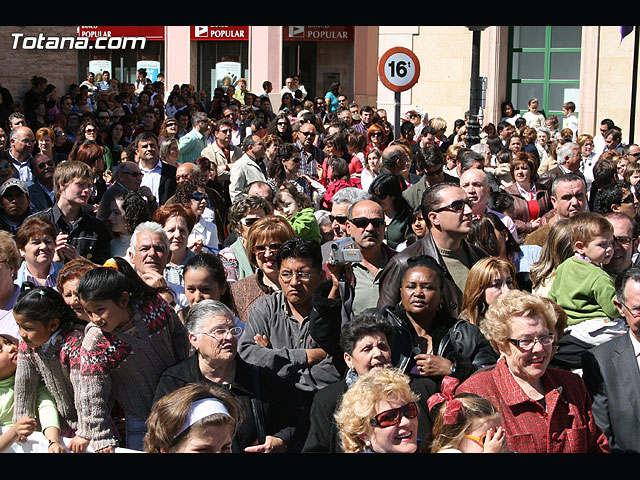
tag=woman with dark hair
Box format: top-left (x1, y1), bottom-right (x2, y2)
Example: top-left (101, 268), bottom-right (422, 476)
top-left (369, 173), bottom-right (412, 250)
top-left (105, 121), bottom-right (127, 166)
top-left (320, 157), bottom-right (358, 211)
top-left (108, 190), bottom-right (151, 257)
top-left (183, 252), bottom-right (234, 313)
top-left (69, 118), bottom-right (113, 171)
top-left (74, 259), bottom-right (190, 452)
top-left (500, 100), bottom-right (521, 126)
top-left (324, 82), bottom-right (342, 114)
top-left (268, 112), bottom-right (294, 143)
top-left (218, 195), bottom-right (271, 283)
top-left (173, 178), bottom-right (220, 253)
top-left (266, 143), bottom-right (324, 204)
top-left (319, 132), bottom-right (349, 186)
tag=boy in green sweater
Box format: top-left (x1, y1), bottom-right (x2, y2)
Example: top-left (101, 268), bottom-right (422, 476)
top-left (549, 213), bottom-right (628, 370)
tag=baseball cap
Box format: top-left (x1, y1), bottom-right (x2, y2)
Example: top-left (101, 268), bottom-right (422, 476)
top-left (0, 178), bottom-right (28, 197)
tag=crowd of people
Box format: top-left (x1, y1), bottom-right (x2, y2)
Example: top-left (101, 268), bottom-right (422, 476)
top-left (0, 68), bottom-right (639, 454)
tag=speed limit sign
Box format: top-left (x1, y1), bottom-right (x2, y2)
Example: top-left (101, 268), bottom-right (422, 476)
top-left (378, 47), bottom-right (421, 92)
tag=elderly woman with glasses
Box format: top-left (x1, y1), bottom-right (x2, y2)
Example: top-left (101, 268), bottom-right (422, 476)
top-left (333, 367), bottom-right (423, 453)
top-left (154, 300), bottom-right (293, 452)
top-left (456, 289), bottom-right (610, 453)
top-left (218, 195), bottom-right (271, 284)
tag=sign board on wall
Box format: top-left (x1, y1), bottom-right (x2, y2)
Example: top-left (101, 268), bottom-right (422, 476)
top-left (76, 26), bottom-right (164, 40)
top-left (137, 61), bottom-right (161, 82)
top-left (191, 26), bottom-right (249, 41)
top-left (213, 62), bottom-right (243, 88)
top-left (88, 60), bottom-right (112, 81)
top-left (283, 26), bottom-right (354, 42)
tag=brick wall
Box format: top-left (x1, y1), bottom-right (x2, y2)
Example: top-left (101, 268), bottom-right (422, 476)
top-left (0, 26), bottom-right (79, 107)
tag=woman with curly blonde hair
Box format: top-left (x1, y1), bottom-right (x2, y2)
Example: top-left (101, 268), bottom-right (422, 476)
top-left (334, 367), bottom-right (421, 453)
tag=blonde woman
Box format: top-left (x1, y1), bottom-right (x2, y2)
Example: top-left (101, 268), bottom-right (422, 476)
top-left (334, 367), bottom-right (422, 453)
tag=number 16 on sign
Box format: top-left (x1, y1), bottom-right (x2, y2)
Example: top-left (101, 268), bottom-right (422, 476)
top-left (378, 47), bottom-right (421, 136)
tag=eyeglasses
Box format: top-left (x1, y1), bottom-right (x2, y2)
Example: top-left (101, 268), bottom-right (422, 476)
top-left (279, 270), bottom-right (315, 282)
top-left (329, 215), bottom-right (348, 225)
top-left (507, 334), bottom-right (555, 351)
top-left (36, 160), bottom-right (54, 170)
top-left (253, 243), bottom-right (282, 254)
top-left (613, 235), bottom-right (633, 246)
top-left (370, 402), bottom-right (418, 428)
top-left (349, 217), bottom-right (385, 229)
top-left (622, 194), bottom-right (635, 204)
top-left (433, 199), bottom-right (474, 213)
top-left (464, 433), bottom-right (487, 447)
top-left (277, 122), bottom-right (287, 126)
top-left (85, 128), bottom-right (97, 134)
top-left (301, 131), bottom-right (316, 137)
top-left (0, 162), bottom-right (11, 169)
top-left (240, 217), bottom-right (261, 227)
top-left (620, 301), bottom-right (640, 319)
top-left (199, 326), bottom-right (243, 341)
top-left (370, 132), bottom-right (382, 138)
top-left (289, 157), bottom-right (301, 163)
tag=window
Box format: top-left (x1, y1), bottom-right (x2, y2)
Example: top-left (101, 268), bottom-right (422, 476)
top-left (508, 26), bottom-right (582, 123)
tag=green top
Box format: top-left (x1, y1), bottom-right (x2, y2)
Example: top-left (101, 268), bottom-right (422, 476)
top-left (0, 374), bottom-right (59, 431)
top-left (437, 245), bottom-right (472, 304)
top-left (548, 256), bottom-right (619, 325)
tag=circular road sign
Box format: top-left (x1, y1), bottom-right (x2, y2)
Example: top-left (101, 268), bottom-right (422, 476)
top-left (378, 47), bottom-right (421, 93)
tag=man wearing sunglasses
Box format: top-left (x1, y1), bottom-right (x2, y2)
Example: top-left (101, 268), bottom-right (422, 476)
top-left (340, 199), bottom-right (397, 315)
top-left (27, 153), bottom-right (55, 212)
top-left (403, 144), bottom-right (459, 210)
top-left (377, 182), bottom-right (487, 317)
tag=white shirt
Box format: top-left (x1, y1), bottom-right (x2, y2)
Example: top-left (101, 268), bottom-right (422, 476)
top-left (189, 207), bottom-right (220, 253)
top-left (139, 159), bottom-right (162, 203)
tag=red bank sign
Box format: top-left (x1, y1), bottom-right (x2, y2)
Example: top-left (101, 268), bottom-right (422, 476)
top-left (191, 26), bottom-right (249, 41)
top-left (76, 26), bottom-right (165, 40)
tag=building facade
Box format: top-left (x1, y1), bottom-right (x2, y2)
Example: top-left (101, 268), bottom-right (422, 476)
top-left (1, 25), bottom-right (638, 143)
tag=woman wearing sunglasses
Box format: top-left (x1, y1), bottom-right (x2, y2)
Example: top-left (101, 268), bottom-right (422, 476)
top-left (334, 366), bottom-right (423, 453)
top-left (218, 195), bottom-right (271, 284)
top-left (229, 215), bottom-right (296, 325)
top-left (304, 311), bottom-right (437, 453)
top-left (456, 290), bottom-right (609, 453)
top-left (369, 173), bottom-right (412, 250)
top-left (174, 178), bottom-right (220, 256)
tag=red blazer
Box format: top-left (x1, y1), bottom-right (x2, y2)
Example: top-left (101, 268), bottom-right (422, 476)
top-left (457, 357), bottom-right (610, 454)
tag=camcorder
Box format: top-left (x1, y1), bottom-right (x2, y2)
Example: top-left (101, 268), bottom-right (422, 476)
top-left (329, 237), bottom-right (362, 265)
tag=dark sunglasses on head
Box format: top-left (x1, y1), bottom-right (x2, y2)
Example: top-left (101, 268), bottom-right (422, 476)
top-left (349, 217), bottom-right (385, 229)
top-left (191, 191), bottom-right (208, 201)
top-left (370, 402), bottom-right (418, 428)
top-left (241, 217), bottom-right (260, 227)
top-left (433, 199), bottom-right (474, 213)
top-left (329, 215), bottom-right (348, 225)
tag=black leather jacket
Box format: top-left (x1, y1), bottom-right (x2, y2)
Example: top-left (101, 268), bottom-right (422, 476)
top-left (381, 304), bottom-right (498, 383)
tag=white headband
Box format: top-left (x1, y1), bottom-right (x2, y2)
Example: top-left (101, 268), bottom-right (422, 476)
top-left (174, 398), bottom-right (231, 439)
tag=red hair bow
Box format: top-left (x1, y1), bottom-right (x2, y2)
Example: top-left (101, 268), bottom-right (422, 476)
top-left (427, 376), bottom-right (462, 425)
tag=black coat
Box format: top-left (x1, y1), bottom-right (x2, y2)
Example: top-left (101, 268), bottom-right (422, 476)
top-left (154, 353), bottom-right (295, 452)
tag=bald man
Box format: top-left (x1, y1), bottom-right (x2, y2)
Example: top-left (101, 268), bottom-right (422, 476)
top-left (459, 168), bottom-right (518, 242)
